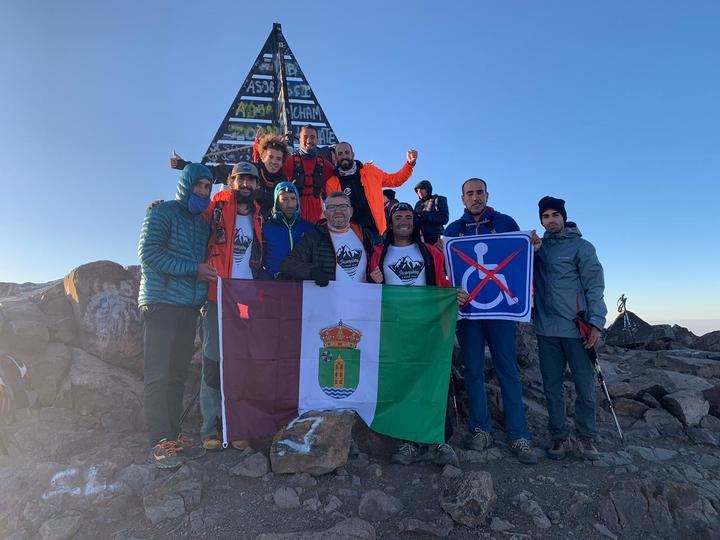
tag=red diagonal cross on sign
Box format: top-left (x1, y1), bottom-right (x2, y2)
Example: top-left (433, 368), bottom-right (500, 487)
top-left (451, 246), bottom-right (523, 309)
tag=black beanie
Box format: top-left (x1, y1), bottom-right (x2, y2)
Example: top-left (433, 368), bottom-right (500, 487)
top-left (383, 189), bottom-right (396, 200)
top-left (538, 196), bottom-right (567, 223)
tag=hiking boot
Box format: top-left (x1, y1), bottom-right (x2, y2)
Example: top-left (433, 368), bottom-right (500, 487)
top-left (509, 438), bottom-right (538, 465)
top-left (432, 443), bottom-right (460, 467)
top-left (231, 439), bottom-right (250, 450)
top-left (150, 439), bottom-right (183, 470)
top-left (547, 439), bottom-right (568, 461)
top-left (391, 442), bottom-right (423, 465)
top-left (202, 436), bottom-right (223, 451)
top-left (176, 435), bottom-right (206, 460)
top-left (577, 438), bottom-right (600, 461)
top-left (465, 428), bottom-right (493, 451)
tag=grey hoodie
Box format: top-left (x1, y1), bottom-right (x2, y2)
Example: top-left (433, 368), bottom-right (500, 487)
top-left (533, 223), bottom-right (607, 338)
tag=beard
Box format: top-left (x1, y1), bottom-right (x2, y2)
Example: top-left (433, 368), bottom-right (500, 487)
top-left (339, 158), bottom-right (353, 170)
top-left (235, 190), bottom-right (256, 204)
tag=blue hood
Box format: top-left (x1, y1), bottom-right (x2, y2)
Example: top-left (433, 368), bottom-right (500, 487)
top-left (272, 181), bottom-right (301, 221)
top-left (176, 163), bottom-right (213, 207)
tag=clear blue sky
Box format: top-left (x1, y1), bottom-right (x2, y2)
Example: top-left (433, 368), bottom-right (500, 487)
top-left (1, 1), bottom-right (718, 333)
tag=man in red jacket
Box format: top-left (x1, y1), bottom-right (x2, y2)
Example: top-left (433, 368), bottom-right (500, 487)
top-left (282, 125), bottom-right (335, 224)
top-left (369, 202), bottom-right (468, 466)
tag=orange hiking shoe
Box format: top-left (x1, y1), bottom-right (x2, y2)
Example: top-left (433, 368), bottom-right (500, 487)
top-left (150, 439), bottom-right (183, 469)
top-left (231, 439), bottom-right (250, 450)
top-left (176, 435), bottom-right (206, 459)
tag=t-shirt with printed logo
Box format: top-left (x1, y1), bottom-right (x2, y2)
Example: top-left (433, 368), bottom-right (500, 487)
top-left (329, 229), bottom-right (367, 283)
top-left (383, 244), bottom-right (426, 286)
top-left (231, 213), bottom-right (254, 279)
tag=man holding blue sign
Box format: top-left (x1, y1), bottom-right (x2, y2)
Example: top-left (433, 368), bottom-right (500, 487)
top-left (444, 178), bottom-right (537, 465)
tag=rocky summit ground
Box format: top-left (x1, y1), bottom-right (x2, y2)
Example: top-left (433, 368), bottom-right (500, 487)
top-left (1, 261), bottom-right (719, 539)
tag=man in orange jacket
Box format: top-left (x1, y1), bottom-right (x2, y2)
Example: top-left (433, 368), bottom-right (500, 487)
top-left (325, 142), bottom-right (417, 244)
top-left (200, 162), bottom-right (266, 452)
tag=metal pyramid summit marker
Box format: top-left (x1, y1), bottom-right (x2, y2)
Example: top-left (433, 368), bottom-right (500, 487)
top-left (202, 23), bottom-right (338, 165)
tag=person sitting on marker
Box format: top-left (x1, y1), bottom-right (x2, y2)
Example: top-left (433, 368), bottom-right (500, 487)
top-left (281, 192), bottom-right (373, 285)
top-left (444, 178), bottom-right (538, 465)
top-left (369, 202), bottom-right (468, 467)
top-left (531, 196), bottom-right (607, 461)
top-left (325, 142), bottom-right (417, 245)
top-left (262, 182), bottom-right (313, 279)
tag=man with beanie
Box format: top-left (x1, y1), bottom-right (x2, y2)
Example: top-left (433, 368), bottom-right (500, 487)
top-left (199, 162), bottom-right (266, 452)
top-left (369, 202), bottom-right (468, 467)
top-left (414, 180), bottom-right (449, 246)
top-left (531, 196), bottom-right (607, 461)
top-left (281, 192), bottom-right (372, 285)
top-left (325, 142), bottom-right (417, 243)
top-left (383, 189), bottom-right (399, 225)
top-left (445, 178), bottom-right (537, 465)
top-left (262, 182), bottom-right (313, 279)
top-left (138, 163), bottom-right (216, 468)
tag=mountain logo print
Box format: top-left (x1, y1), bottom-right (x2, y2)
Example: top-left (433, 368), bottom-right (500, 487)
top-left (234, 227), bottom-right (253, 263)
top-left (336, 244), bottom-right (362, 278)
top-left (389, 256), bottom-right (424, 285)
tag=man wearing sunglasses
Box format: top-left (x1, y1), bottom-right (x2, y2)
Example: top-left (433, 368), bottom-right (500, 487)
top-left (281, 192), bottom-right (372, 285)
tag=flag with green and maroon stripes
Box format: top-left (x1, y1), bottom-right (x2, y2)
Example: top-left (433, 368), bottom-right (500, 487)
top-left (218, 279), bottom-right (457, 444)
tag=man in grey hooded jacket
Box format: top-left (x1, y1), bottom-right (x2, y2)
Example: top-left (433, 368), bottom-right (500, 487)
top-left (531, 196), bottom-right (607, 461)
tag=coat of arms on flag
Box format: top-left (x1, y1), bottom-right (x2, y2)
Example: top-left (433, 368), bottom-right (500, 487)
top-left (318, 321), bottom-right (361, 399)
top-left (444, 232), bottom-right (534, 322)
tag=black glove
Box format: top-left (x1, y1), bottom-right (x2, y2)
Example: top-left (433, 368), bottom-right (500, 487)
top-left (310, 267), bottom-right (330, 287)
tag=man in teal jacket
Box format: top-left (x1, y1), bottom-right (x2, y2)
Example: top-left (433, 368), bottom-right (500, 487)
top-left (138, 163), bottom-right (217, 468)
top-left (531, 196), bottom-right (607, 461)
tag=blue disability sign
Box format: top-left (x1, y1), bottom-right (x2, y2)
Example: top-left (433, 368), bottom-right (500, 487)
top-left (444, 232), bottom-right (533, 322)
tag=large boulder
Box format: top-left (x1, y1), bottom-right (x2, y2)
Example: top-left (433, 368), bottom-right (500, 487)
top-left (672, 325), bottom-right (698, 347)
top-left (26, 343), bottom-right (72, 406)
top-left (142, 462), bottom-right (204, 525)
top-left (0, 298), bottom-right (49, 355)
top-left (650, 353), bottom-right (720, 379)
top-left (599, 479), bottom-right (720, 537)
top-left (31, 280), bottom-right (79, 345)
top-left (66, 348), bottom-right (144, 432)
top-left (270, 410), bottom-right (356, 476)
top-left (693, 330), bottom-right (720, 352)
top-left (63, 261), bottom-right (143, 371)
top-left (661, 390), bottom-right (710, 427)
top-left (605, 310), bottom-right (654, 348)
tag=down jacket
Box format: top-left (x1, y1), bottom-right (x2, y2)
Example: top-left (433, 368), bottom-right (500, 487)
top-left (138, 164), bottom-right (212, 307)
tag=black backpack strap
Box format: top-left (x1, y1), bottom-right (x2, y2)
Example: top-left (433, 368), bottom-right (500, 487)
top-left (313, 158), bottom-right (324, 197)
top-left (292, 155), bottom-right (304, 186)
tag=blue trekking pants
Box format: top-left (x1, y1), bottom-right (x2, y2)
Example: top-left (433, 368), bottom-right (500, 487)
top-left (456, 319), bottom-right (529, 440)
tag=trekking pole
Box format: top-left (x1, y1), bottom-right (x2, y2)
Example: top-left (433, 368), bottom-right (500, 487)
top-left (179, 382), bottom-right (201, 427)
top-left (586, 347), bottom-right (624, 443)
top-left (449, 367), bottom-right (461, 429)
top-left (577, 300), bottom-right (624, 443)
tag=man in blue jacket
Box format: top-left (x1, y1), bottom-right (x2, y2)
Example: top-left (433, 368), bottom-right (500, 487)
top-left (138, 163), bottom-right (217, 469)
top-left (262, 182), bottom-right (314, 279)
top-left (531, 196), bottom-right (606, 461)
top-left (445, 178), bottom-right (537, 464)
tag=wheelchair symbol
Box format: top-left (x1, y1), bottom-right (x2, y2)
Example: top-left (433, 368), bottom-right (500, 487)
top-left (461, 243), bottom-right (519, 310)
